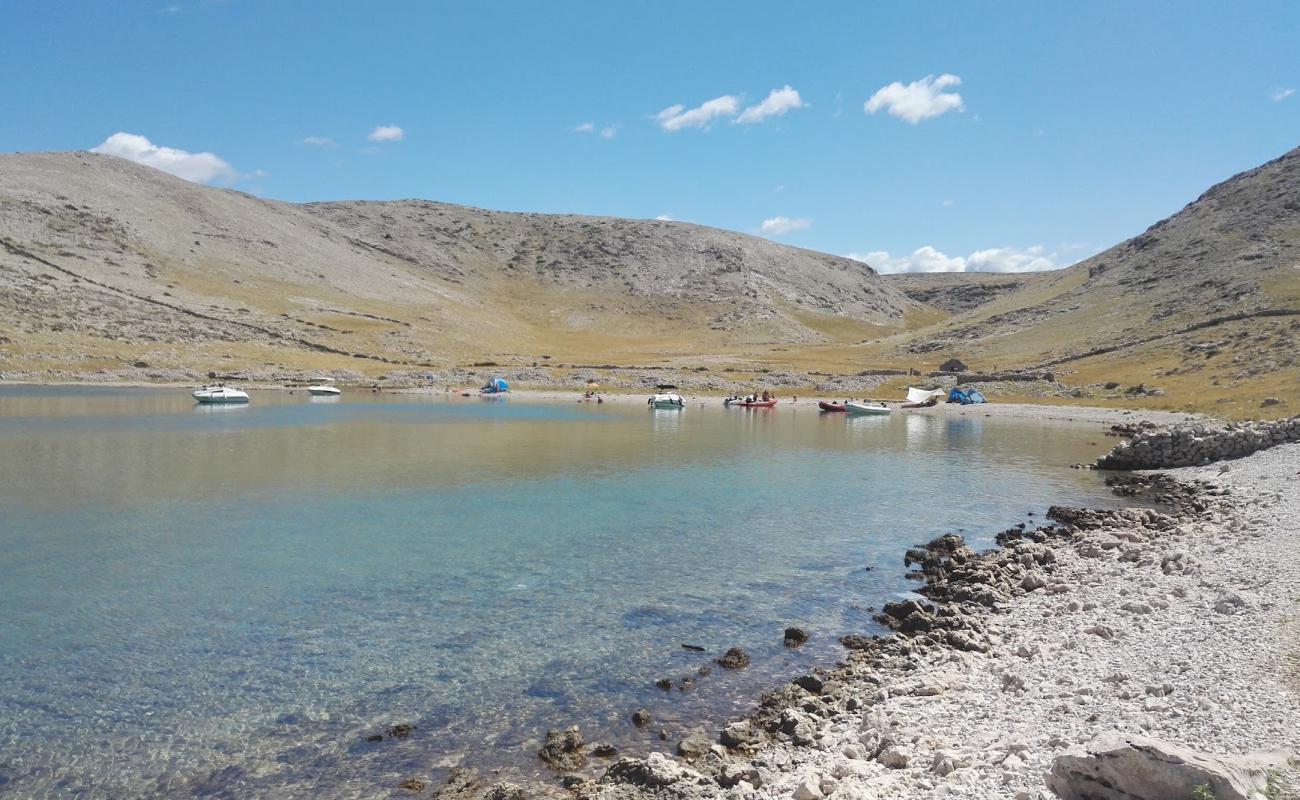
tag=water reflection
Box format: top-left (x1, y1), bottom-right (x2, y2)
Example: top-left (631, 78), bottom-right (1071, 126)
top-left (192, 402), bottom-right (250, 414)
top-left (0, 387), bottom-right (1124, 798)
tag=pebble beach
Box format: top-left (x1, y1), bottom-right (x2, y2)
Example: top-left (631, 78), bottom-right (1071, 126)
top-left (449, 435), bottom-right (1300, 799)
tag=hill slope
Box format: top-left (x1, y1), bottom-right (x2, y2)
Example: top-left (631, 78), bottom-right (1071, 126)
top-left (2, 146), bottom-right (1298, 416)
top-left (868, 146), bottom-right (1300, 415)
top-left (0, 151), bottom-right (918, 377)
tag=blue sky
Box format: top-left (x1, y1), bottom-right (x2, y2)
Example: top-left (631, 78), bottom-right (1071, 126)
top-left (2, 1), bottom-right (1297, 272)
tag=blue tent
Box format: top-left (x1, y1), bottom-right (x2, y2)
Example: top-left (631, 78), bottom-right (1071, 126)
top-left (947, 388), bottom-right (986, 405)
top-left (481, 376), bottom-right (509, 394)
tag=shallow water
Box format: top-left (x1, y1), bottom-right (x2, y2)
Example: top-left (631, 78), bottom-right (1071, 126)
top-left (0, 387), bottom-right (1123, 798)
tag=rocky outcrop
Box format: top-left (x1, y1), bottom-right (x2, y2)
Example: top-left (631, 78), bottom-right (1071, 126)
top-left (715, 647), bottom-right (750, 669)
top-left (604, 752), bottom-right (700, 788)
top-left (1096, 416), bottom-right (1300, 469)
top-left (1047, 733), bottom-right (1287, 800)
top-left (538, 726), bottom-right (585, 772)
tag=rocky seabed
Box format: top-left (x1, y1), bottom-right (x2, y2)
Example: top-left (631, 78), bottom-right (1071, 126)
top-left (1096, 415), bottom-right (1300, 470)
top-left (431, 448), bottom-right (1300, 799)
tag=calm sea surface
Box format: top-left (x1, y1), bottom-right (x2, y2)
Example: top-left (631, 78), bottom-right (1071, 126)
top-left (0, 386), bottom-right (1123, 798)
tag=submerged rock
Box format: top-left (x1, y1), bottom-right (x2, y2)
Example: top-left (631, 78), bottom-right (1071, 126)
top-left (386, 723), bottom-right (416, 739)
top-left (431, 768), bottom-right (483, 800)
top-left (783, 626), bottom-right (810, 647)
top-left (537, 725), bottom-right (585, 772)
top-left (716, 646), bottom-right (750, 669)
top-left (631, 708), bottom-right (652, 727)
top-left (484, 783), bottom-right (525, 800)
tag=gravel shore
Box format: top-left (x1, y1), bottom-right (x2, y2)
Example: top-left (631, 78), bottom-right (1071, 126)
top-left (460, 444), bottom-right (1300, 799)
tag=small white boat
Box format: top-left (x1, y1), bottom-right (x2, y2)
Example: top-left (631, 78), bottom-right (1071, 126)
top-left (845, 401), bottom-right (891, 415)
top-left (306, 384), bottom-right (341, 396)
top-left (192, 385), bottom-right (250, 404)
top-left (648, 393), bottom-right (685, 409)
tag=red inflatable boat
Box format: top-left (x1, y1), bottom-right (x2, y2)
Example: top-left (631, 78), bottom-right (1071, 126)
top-left (818, 401), bottom-right (847, 412)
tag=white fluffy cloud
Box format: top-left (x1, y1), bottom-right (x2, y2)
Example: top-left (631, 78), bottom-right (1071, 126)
top-left (367, 125), bottom-right (405, 142)
top-left (90, 132), bottom-right (235, 183)
top-left (848, 246), bottom-right (967, 273)
top-left (301, 135), bottom-right (336, 147)
top-left (573, 122), bottom-right (595, 133)
top-left (865, 74), bottom-right (964, 123)
top-left (655, 95), bottom-right (740, 131)
top-left (1270, 87), bottom-right (1295, 102)
top-left (760, 216), bottom-right (812, 235)
top-left (736, 85), bottom-right (805, 124)
top-left (655, 214), bottom-right (674, 221)
top-left (848, 244), bottom-right (1059, 274)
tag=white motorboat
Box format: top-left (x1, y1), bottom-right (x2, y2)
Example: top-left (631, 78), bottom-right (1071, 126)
top-left (306, 384), bottom-right (341, 396)
top-left (844, 401), bottom-right (891, 415)
top-left (648, 392), bottom-right (685, 409)
top-left (192, 385), bottom-right (250, 404)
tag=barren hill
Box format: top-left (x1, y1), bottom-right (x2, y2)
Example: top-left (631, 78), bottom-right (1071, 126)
top-left (2, 146), bottom-right (1299, 416)
top-left (0, 151), bottom-right (917, 378)
top-left (867, 146), bottom-right (1300, 415)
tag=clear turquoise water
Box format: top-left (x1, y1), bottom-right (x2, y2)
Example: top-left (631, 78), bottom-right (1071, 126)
top-left (0, 387), bottom-right (1121, 798)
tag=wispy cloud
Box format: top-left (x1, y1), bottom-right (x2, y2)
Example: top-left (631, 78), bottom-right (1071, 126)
top-left (655, 95), bottom-right (740, 131)
top-left (865, 74), bottom-right (964, 124)
top-left (848, 244), bottom-right (1061, 274)
top-left (574, 122), bottom-right (619, 139)
top-left (367, 125), bottom-right (404, 142)
top-left (941, 199), bottom-right (955, 208)
top-left (90, 132), bottom-right (239, 184)
top-left (736, 85), bottom-right (805, 124)
top-left (300, 135), bottom-right (336, 148)
top-left (1270, 87), bottom-right (1295, 102)
top-left (655, 214), bottom-right (674, 221)
top-left (760, 216), bottom-right (812, 236)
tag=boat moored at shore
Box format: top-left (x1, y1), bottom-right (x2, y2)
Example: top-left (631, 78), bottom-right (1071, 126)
top-left (648, 392), bottom-right (685, 408)
top-left (192, 385), bottom-right (250, 404)
top-left (845, 400), bottom-right (891, 415)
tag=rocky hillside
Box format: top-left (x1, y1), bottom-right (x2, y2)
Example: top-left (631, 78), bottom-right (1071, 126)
top-left (885, 272), bottom-right (1039, 314)
top-left (888, 146), bottom-right (1300, 367)
top-left (864, 146), bottom-right (1300, 416)
top-left (0, 152), bottom-right (917, 378)
top-left (2, 145), bottom-right (1298, 416)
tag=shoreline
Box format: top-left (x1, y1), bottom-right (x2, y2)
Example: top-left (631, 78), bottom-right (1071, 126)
top-left (0, 378), bottom-right (1202, 428)
top-left (442, 445), bottom-right (1300, 799)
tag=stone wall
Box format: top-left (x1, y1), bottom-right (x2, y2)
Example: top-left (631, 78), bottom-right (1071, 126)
top-left (1095, 416), bottom-right (1300, 470)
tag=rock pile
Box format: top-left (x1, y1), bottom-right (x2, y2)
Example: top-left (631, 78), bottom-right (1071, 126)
top-left (1095, 415), bottom-right (1300, 469)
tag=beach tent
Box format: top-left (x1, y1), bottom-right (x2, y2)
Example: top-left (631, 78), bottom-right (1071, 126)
top-left (947, 388), bottom-right (986, 405)
top-left (481, 376), bottom-right (509, 394)
top-left (905, 386), bottom-right (946, 405)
